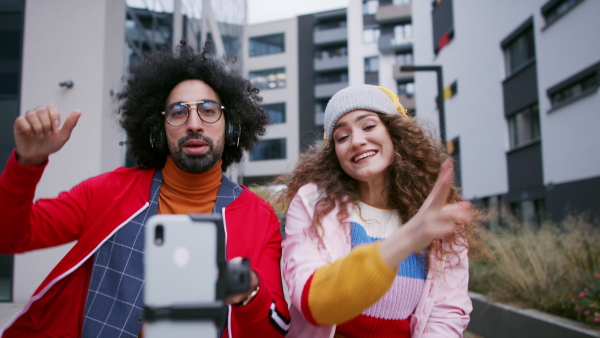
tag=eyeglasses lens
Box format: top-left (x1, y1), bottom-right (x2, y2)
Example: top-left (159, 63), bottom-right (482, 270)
top-left (166, 105), bottom-right (188, 126)
top-left (198, 101), bottom-right (222, 123)
top-left (165, 101), bottom-right (222, 126)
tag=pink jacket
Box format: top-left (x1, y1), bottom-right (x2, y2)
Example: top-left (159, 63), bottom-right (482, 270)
top-left (283, 184), bottom-right (471, 337)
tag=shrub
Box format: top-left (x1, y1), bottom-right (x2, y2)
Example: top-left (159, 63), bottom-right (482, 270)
top-left (574, 272), bottom-right (600, 325)
top-left (469, 214), bottom-right (600, 326)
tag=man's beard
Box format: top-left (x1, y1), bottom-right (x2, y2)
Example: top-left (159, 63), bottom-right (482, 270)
top-left (169, 133), bottom-right (224, 173)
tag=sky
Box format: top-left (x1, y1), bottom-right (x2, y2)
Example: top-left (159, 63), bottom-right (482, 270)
top-left (247, 0), bottom-right (348, 24)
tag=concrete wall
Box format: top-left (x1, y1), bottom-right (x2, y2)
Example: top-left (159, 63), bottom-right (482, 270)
top-left (15, 0), bottom-right (125, 302)
top-left (347, 0), bottom-right (365, 86)
top-left (535, 0), bottom-right (600, 185)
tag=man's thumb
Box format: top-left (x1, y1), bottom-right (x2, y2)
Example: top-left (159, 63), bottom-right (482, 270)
top-left (59, 110), bottom-right (82, 139)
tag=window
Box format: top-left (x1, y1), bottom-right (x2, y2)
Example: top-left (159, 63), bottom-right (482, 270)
top-left (393, 0), bottom-right (411, 4)
top-left (126, 6), bottom-right (173, 66)
top-left (262, 103), bottom-right (286, 124)
top-left (510, 199), bottom-right (546, 227)
top-left (315, 98), bottom-right (330, 114)
top-left (397, 81), bottom-right (415, 97)
top-left (431, 0), bottom-right (454, 54)
top-left (316, 71), bottom-right (348, 85)
top-left (249, 68), bottom-right (286, 90)
top-left (249, 33), bottom-right (284, 57)
top-left (503, 26), bottom-right (535, 77)
top-left (0, 10), bottom-right (24, 96)
top-left (364, 56), bottom-right (379, 73)
top-left (363, 27), bottom-right (380, 44)
top-left (363, 0), bottom-right (379, 15)
top-left (0, 2), bottom-right (24, 302)
top-left (395, 51), bottom-right (413, 65)
top-left (547, 61), bottom-right (599, 110)
top-left (393, 23), bottom-right (413, 45)
top-left (0, 255), bottom-right (12, 301)
top-left (551, 75), bottom-right (597, 107)
top-left (222, 35), bottom-right (240, 57)
top-left (315, 45), bottom-right (347, 60)
top-left (444, 80), bottom-right (458, 100)
top-left (542, 0), bottom-right (583, 26)
top-left (250, 138), bottom-right (286, 161)
top-left (508, 104), bottom-right (540, 149)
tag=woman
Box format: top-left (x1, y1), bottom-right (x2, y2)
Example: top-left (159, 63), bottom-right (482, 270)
top-left (277, 84), bottom-right (478, 337)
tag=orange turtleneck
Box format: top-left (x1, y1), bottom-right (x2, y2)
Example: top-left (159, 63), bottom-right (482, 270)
top-left (157, 156), bottom-right (223, 215)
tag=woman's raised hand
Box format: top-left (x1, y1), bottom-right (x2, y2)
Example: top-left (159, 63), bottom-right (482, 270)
top-left (380, 159), bottom-right (472, 268)
top-left (14, 104), bottom-right (81, 166)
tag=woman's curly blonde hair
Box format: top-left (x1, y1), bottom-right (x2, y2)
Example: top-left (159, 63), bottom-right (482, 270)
top-left (274, 112), bottom-right (482, 265)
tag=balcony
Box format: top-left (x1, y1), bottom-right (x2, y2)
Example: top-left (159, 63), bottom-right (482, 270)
top-left (378, 33), bottom-right (413, 54)
top-left (375, 3), bottom-right (411, 24)
top-left (393, 64), bottom-right (414, 81)
top-left (506, 140), bottom-right (543, 193)
top-left (503, 60), bottom-right (538, 115)
top-left (314, 26), bottom-right (348, 45)
top-left (314, 55), bottom-right (348, 72)
top-left (315, 81), bottom-right (348, 98)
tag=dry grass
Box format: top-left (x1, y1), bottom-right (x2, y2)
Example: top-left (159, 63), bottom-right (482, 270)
top-left (248, 184), bottom-right (287, 216)
top-left (469, 214), bottom-right (600, 321)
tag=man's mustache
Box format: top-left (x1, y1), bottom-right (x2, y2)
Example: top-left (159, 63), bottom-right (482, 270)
top-left (177, 133), bottom-right (214, 149)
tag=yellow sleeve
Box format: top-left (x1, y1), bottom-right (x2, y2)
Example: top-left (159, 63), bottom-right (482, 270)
top-left (307, 241), bottom-right (398, 325)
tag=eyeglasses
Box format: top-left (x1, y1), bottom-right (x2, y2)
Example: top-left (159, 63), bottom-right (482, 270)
top-left (162, 100), bottom-right (225, 127)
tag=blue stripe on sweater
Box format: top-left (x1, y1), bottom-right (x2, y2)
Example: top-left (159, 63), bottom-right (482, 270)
top-left (350, 222), bottom-right (426, 280)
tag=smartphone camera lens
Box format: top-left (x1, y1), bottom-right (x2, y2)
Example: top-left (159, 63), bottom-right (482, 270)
top-left (155, 225), bottom-right (164, 245)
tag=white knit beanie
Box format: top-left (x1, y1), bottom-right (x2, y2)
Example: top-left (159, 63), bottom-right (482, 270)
top-left (324, 84), bottom-right (399, 140)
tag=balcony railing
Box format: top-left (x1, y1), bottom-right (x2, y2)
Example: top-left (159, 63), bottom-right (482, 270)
top-left (314, 55), bottom-right (348, 71)
top-left (378, 33), bottom-right (413, 54)
top-left (375, 3), bottom-right (411, 24)
top-left (315, 81), bottom-right (348, 98)
top-left (314, 26), bottom-right (348, 45)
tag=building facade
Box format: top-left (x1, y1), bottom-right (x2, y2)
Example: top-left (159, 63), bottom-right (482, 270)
top-left (241, 18), bottom-right (300, 185)
top-left (244, 0), bottom-right (416, 184)
top-left (411, 0), bottom-right (600, 224)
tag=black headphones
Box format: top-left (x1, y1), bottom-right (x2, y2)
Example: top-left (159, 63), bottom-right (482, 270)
top-left (225, 122), bottom-right (241, 147)
top-left (150, 128), bottom-right (167, 152)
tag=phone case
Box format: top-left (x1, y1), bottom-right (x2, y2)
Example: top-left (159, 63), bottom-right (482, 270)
top-left (144, 214), bottom-right (225, 338)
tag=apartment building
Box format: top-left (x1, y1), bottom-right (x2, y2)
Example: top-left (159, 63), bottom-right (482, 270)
top-left (241, 18), bottom-right (300, 185)
top-left (243, 0), bottom-right (415, 185)
top-left (411, 0), bottom-right (600, 223)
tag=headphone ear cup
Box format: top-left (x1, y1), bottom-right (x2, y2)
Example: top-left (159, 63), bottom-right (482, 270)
top-left (225, 122), bottom-right (241, 146)
top-left (151, 129), bottom-right (167, 153)
top-left (158, 129), bottom-right (167, 152)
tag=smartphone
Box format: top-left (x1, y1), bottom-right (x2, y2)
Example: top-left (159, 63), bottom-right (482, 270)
top-left (144, 214), bottom-right (226, 338)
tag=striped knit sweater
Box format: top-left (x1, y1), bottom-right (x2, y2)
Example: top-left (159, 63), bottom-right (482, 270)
top-left (301, 202), bottom-right (426, 338)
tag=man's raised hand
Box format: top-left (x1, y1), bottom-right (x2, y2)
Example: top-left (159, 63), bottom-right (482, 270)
top-left (14, 103), bottom-right (81, 166)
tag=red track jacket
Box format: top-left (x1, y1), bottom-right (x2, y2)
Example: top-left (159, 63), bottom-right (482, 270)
top-left (0, 150), bottom-right (289, 337)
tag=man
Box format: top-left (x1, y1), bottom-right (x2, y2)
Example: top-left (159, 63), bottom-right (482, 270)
top-left (0, 42), bottom-right (290, 337)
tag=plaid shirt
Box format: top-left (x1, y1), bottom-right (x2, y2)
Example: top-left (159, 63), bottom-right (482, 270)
top-left (82, 170), bottom-right (241, 337)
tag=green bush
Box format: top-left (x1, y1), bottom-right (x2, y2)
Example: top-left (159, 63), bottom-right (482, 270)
top-left (574, 272), bottom-right (600, 325)
top-left (469, 214), bottom-right (600, 326)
